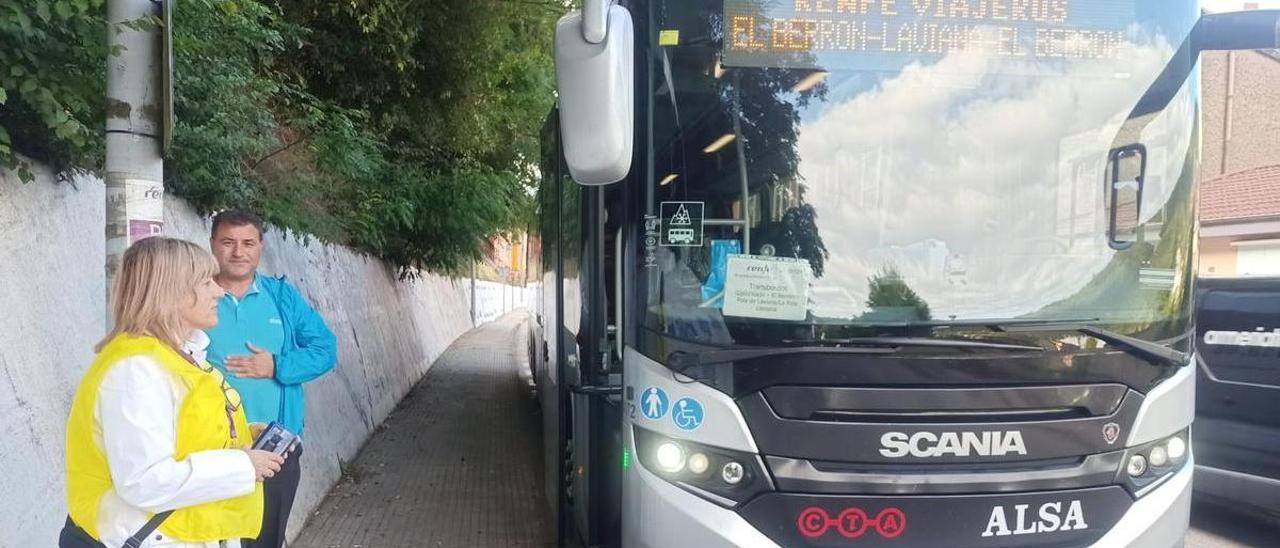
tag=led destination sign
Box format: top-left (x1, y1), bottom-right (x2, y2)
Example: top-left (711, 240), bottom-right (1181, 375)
top-left (724, 0), bottom-right (1136, 69)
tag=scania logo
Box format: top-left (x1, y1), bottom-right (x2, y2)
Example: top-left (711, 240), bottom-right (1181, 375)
top-left (797, 506), bottom-right (906, 539)
top-left (1102, 422), bottom-right (1121, 445)
top-left (879, 431), bottom-right (1027, 458)
top-left (982, 500), bottom-right (1088, 537)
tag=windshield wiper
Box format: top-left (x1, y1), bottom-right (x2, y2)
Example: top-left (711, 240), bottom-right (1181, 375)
top-left (667, 337), bottom-right (1042, 369)
top-left (668, 346), bottom-right (894, 370)
top-left (912, 318), bottom-right (1189, 368)
top-left (783, 337), bottom-right (1045, 352)
top-left (885, 317), bottom-right (1103, 330)
top-left (1073, 327), bottom-right (1188, 368)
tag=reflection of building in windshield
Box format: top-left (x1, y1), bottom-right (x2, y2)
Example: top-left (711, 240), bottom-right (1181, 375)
top-left (809, 285), bottom-right (860, 319)
top-left (868, 239), bottom-right (950, 284)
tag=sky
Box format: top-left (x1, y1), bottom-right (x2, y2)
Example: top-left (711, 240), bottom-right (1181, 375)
top-left (781, 1), bottom-right (1276, 320)
top-left (786, 16), bottom-right (1201, 320)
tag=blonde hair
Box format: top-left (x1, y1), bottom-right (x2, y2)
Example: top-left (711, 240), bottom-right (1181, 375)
top-left (97, 237), bottom-right (220, 352)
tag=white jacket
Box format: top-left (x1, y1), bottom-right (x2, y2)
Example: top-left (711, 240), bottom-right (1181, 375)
top-left (91, 332), bottom-right (258, 548)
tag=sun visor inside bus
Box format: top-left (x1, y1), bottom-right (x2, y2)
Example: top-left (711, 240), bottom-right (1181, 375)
top-left (554, 5), bottom-right (635, 186)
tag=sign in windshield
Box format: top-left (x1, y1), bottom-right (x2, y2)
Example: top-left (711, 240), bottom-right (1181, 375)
top-left (723, 0), bottom-right (1136, 70)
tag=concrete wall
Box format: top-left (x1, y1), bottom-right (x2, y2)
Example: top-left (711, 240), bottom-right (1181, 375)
top-left (1201, 50), bottom-right (1280, 180)
top-left (1199, 235), bottom-right (1239, 277)
top-left (473, 280), bottom-right (537, 325)
top-left (0, 161), bottom-right (527, 545)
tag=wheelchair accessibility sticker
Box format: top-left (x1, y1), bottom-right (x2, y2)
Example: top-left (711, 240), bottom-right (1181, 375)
top-left (641, 386), bottom-right (669, 420)
top-left (672, 397), bottom-right (704, 431)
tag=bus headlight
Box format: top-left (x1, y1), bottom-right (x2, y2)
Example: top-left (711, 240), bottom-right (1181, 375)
top-left (1166, 435), bottom-right (1186, 460)
top-left (1121, 428), bottom-right (1190, 497)
top-left (721, 461), bottom-right (745, 485)
top-left (1126, 454), bottom-right (1148, 477)
top-left (687, 452), bottom-right (710, 475)
top-left (633, 426), bottom-right (772, 506)
top-left (1148, 446), bottom-right (1169, 467)
top-left (655, 441), bottom-right (686, 473)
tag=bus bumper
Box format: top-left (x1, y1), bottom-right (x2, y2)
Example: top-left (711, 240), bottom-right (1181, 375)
top-left (624, 452), bottom-right (1193, 548)
top-left (623, 458), bottom-right (779, 548)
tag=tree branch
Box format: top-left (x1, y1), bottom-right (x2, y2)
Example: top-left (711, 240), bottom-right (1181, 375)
top-left (250, 137), bottom-right (308, 170)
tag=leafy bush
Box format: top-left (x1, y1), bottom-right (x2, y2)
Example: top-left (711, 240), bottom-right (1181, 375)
top-left (1, 0), bottom-right (556, 275)
top-left (0, 0), bottom-right (108, 180)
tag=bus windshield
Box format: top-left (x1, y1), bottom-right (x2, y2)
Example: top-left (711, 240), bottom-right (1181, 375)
top-left (640, 0), bottom-right (1200, 347)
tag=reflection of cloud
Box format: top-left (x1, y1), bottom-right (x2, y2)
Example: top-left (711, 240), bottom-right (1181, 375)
top-left (797, 37), bottom-right (1193, 319)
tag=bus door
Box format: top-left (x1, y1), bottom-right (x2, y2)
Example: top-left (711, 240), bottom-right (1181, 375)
top-left (564, 184), bottom-right (627, 547)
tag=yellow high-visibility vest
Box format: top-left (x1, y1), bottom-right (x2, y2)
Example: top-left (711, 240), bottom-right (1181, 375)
top-left (66, 333), bottom-right (263, 541)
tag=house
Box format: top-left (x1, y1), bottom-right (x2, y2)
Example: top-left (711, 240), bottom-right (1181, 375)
top-left (1197, 40), bottom-right (1280, 277)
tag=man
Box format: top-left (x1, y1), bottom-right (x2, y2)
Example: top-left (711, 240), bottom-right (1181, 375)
top-left (207, 209), bottom-right (338, 548)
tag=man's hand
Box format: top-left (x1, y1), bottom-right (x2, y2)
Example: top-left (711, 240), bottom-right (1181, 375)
top-left (225, 342), bottom-right (275, 379)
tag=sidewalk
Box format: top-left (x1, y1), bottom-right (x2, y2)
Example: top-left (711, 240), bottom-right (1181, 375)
top-left (294, 313), bottom-right (553, 547)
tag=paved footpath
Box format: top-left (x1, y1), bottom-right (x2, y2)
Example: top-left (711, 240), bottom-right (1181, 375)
top-left (294, 313), bottom-right (553, 548)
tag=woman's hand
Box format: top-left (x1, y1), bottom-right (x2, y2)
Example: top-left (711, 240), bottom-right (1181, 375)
top-left (244, 449), bottom-right (285, 481)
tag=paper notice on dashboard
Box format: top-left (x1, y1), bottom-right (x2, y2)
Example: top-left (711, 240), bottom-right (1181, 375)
top-left (723, 255), bottom-right (811, 321)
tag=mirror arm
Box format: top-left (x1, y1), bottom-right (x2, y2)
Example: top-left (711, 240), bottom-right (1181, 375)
top-left (583, 0), bottom-right (610, 44)
top-left (1196, 9), bottom-right (1280, 52)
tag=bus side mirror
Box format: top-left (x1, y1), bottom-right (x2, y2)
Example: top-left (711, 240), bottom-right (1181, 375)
top-left (554, 4), bottom-right (634, 186)
top-left (1196, 9), bottom-right (1280, 52)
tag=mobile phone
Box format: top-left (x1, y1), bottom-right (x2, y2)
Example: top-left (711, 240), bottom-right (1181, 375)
top-left (251, 421), bottom-right (299, 456)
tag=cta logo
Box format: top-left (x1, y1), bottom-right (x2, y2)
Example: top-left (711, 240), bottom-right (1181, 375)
top-left (879, 431), bottom-right (1027, 458)
top-left (797, 506), bottom-right (906, 539)
top-left (982, 500), bottom-right (1088, 537)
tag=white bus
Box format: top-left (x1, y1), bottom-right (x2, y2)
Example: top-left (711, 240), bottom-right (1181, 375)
top-left (533, 2), bottom-right (1280, 546)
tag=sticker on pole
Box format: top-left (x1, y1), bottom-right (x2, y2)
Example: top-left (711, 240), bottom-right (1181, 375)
top-left (640, 387), bottom-right (669, 420)
top-left (120, 178), bottom-right (165, 244)
top-left (660, 202), bottom-right (704, 247)
top-left (671, 397), bottom-right (704, 431)
top-left (723, 255), bottom-right (812, 321)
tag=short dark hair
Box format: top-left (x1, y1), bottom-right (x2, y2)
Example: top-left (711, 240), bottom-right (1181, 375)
top-left (211, 209), bottom-right (265, 240)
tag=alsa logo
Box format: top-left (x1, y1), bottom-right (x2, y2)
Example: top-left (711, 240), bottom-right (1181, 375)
top-left (982, 500), bottom-right (1088, 537)
top-left (879, 431), bottom-right (1027, 458)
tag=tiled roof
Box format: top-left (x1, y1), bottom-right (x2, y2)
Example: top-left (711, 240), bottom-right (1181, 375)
top-left (1201, 164), bottom-right (1280, 224)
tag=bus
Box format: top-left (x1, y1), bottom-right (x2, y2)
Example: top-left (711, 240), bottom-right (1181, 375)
top-left (532, 1), bottom-right (1280, 546)
top-left (1194, 276), bottom-right (1280, 524)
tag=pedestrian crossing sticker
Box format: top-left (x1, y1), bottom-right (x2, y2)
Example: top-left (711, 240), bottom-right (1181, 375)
top-left (641, 386), bottom-right (669, 420)
top-left (660, 201), bottom-right (704, 247)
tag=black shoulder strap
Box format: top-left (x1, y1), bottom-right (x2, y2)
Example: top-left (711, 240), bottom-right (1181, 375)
top-left (122, 510), bottom-right (174, 548)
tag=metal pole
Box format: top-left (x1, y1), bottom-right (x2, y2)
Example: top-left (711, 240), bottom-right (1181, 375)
top-left (106, 0), bottom-right (165, 319)
top-left (470, 261), bottom-right (477, 326)
top-left (731, 73), bottom-right (751, 253)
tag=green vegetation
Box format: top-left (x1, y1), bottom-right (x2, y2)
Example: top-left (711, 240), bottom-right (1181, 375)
top-left (1, 0), bottom-right (560, 274)
top-left (863, 266), bottom-right (933, 322)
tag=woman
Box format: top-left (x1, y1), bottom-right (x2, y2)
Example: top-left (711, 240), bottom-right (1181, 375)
top-left (62, 237), bottom-right (285, 548)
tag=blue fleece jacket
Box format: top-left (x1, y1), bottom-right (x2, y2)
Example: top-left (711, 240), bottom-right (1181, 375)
top-left (247, 275), bottom-right (336, 437)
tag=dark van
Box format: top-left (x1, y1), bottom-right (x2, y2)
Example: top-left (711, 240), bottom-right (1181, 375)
top-left (1194, 277), bottom-right (1280, 522)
